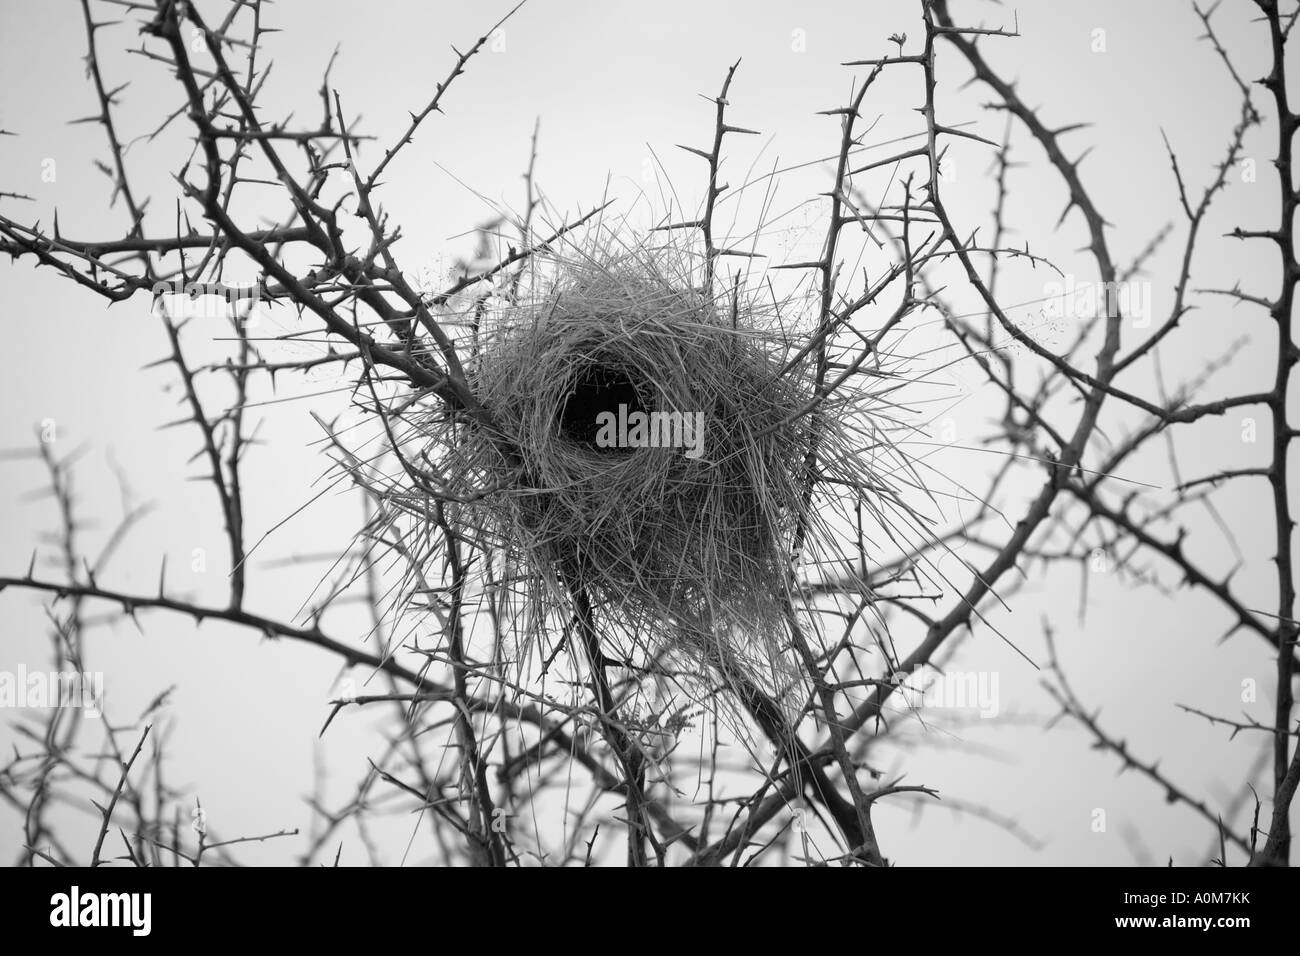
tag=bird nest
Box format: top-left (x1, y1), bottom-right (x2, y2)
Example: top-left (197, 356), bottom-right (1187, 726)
top-left (372, 238), bottom-right (888, 713)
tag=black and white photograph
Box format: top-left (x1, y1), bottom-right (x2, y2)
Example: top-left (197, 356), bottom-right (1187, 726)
top-left (0, 0), bottom-right (1295, 918)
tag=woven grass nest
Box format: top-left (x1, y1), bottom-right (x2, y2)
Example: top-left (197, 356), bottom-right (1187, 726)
top-left (422, 239), bottom-right (879, 708)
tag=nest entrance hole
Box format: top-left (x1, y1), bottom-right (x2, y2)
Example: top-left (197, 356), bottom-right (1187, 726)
top-left (558, 363), bottom-right (652, 450)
